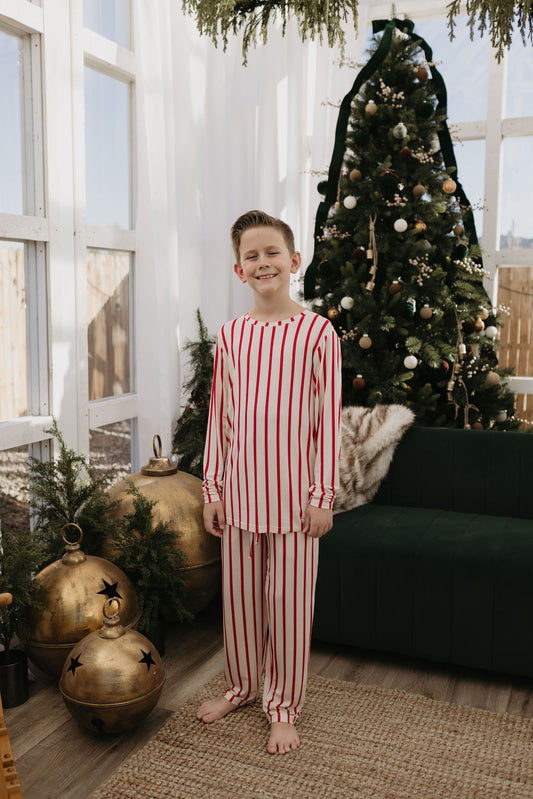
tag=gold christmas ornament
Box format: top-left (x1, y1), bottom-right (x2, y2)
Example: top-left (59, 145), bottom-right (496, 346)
top-left (59, 598), bottom-right (165, 734)
top-left (105, 436), bottom-right (221, 615)
top-left (327, 307), bottom-right (340, 320)
top-left (358, 334), bottom-right (372, 349)
top-left (365, 100), bottom-right (378, 116)
top-left (414, 220), bottom-right (427, 233)
top-left (443, 178), bottom-right (457, 194)
top-left (479, 307), bottom-right (489, 320)
top-left (412, 183), bottom-right (426, 198)
top-left (349, 168), bottom-right (362, 182)
top-left (474, 317), bottom-right (485, 331)
top-left (419, 304), bottom-right (433, 319)
top-left (28, 524), bottom-right (140, 678)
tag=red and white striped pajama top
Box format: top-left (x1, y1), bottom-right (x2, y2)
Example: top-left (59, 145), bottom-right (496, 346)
top-left (202, 310), bottom-right (342, 532)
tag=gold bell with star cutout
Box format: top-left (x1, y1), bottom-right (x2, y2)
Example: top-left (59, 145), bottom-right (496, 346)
top-left (59, 597), bottom-right (165, 733)
top-left (27, 523), bottom-right (140, 678)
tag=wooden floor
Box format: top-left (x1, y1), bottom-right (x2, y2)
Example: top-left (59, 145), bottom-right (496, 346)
top-left (5, 603), bottom-right (533, 799)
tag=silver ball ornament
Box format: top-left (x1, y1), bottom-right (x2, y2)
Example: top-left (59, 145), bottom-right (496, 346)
top-left (393, 123), bottom-right (407, 139)
top-left (403, 354), bottom-right (418, 370)
top-left (340, 296), bottom-right (354, 310)
top-left (343, 195), bottom-right (357, 210)
top-left (393, 218), bottom-right (408, 233)
top-left (485, 325), bottom-right (498, 339)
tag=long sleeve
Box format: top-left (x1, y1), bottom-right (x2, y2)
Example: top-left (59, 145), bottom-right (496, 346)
top-left (308, 327), bottom-right (342, 510)
top-left (202, 329), bottom-right (230, 503)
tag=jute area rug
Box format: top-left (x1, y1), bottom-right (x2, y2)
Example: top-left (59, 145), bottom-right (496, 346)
top-left (89, 672), bottom-right (533, 799)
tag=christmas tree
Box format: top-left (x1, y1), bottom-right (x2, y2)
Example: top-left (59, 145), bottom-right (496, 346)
top-left (172, 309), bottom-right (216, 478)
top-left (305, 18), bottom-right (519, 430)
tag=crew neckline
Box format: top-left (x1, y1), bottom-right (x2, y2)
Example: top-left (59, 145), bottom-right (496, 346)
top-left (244, 311), bottom-right (307, 327)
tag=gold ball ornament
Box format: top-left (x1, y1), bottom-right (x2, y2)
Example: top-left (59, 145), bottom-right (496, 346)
top-left (28, 524), bottom-right (141, 678)
top-left (105, 436), bottom-right (221, 615)
top-left (352, 374), bottom-right (365, 389)
top-left (365, 100), bottom-right (378, 116)
top-left (443, 178), bottom-right (457, 194)
top-left (486, 371), bottom-right (501, 386)
top-left (327, 307), bottom-right (340, 320)
top-left (359, 334), bottom-right (372, 349)
top-left (59, 598), bottom-right (165, 734)
top-left (479, 307), bottom-right (489, 320)
top-left (389, 280), bottom-right (401, 295)
top-left (349, 168), bottom-right (362, 182)
top-left (412, 183), bottom-right (426, 198)
top-left (414, 220), bottom-right (427, 233)
top-left (474, 317), bottom-right (485, 331)
top-left (419, 304), bottom-right (433, 319)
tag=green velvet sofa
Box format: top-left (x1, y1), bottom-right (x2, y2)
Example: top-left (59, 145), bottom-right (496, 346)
top-left (313, 426), bottom-right (533, 679)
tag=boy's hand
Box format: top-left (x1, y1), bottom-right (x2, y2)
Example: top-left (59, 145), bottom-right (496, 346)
top-left (302, 505), bottom-right (333, 538)
top-left (204, 501), bottom-right (225, 538)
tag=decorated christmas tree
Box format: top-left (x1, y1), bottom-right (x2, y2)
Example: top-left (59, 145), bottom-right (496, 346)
top-left (304, 18), bottom-right (519, 429)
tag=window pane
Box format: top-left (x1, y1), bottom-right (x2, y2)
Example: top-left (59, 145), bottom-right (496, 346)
top-left (506, 40), bottom-right (533, 118)
top-left (497, 266), bottom-right (533, 377)
top-left (0, 29), bottom-right (24, 214)
top-left (513, 393), bottom-right (533, 429)
top-left (413, 17), bottom-right (489, 123)
top-left (0, 445), bottom-right (30, 535)
top-left (85, 68), bottom-right (131, 229)
top-left (84, 0), bottom-right (130, 49)
top-left (88, 249), bottom-right (132, 400)
top-left (0, 242), bottom-right (27, 421)
top-left (89, 419), bottom-right (132, 482)
top-left (500, 137), bottom-right (533, 246)
top-left (453, 138), bottom-right (485, 242)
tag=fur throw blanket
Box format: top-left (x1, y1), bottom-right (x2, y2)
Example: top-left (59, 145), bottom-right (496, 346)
top-left (334, 404), bottom-right (415, 514)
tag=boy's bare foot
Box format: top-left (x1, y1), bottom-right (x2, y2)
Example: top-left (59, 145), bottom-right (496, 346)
top-left (197, 696), bottom-right (236, 723)
top-left (267, 721), bottom-right (300, 754)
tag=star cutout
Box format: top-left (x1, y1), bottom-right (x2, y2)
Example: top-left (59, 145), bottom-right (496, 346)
top-left (67, 655), bottom-right (83, 676)
top-left (97, 579), bottom-right (122, 600)
top-left (139, 649), bottom-right (155, 671)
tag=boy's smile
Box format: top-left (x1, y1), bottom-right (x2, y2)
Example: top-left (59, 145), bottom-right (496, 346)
top-left (234, 227), bottom-right (301, 299)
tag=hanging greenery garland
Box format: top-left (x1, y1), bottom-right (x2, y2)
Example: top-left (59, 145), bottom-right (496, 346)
top-left (447, 0), bottom-right (533, 62)
top-left (181, 1), bottom-right (532, 65)
top-left (180, 0), bottom-right (360, 63)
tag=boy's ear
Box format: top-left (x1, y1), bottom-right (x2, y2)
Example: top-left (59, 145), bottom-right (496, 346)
top-left (234, 262), bottom-right (247, 283)
top-left (290, 251), bottom-right (302, 274)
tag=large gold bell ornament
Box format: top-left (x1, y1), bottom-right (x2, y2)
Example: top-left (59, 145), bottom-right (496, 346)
top-left (27, 524), bottom-right (140, 678)
top-left (60, 598), bottom-right (165, 734)
top-left (105, 435), bottom-right (221, 614)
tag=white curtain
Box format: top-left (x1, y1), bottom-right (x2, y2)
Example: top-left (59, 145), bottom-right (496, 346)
top-left (133, 0), bottom-right (368, 455)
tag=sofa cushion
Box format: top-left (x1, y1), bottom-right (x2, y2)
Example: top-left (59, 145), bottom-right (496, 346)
top-left (374, 427), bottom-right (533, 520)
top-left (314, 504), bottom-right (533, 677)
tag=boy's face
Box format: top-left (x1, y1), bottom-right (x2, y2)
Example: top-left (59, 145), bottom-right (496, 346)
top-left (234, 226), bottom-right (301, 300)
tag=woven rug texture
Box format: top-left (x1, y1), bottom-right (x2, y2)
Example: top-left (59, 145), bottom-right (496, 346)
top-left (89, 672), bottom-right (533, 799)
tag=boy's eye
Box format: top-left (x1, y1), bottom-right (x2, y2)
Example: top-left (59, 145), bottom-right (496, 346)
top-left (268, 251), bottom-right (280, 256)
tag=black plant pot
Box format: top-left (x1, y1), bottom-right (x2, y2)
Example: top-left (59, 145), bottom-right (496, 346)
top-left (0, 649), bottom-right (29, 708)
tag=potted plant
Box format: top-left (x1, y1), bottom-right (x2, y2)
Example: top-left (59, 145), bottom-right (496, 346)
top-left (106, 482), bottom-right (193, 654)
top-left (0, 525), bottom-right (45, 707)
top-left (29, 419), bottom-right (120, 566)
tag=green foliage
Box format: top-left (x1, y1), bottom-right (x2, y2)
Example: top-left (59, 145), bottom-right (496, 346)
top-left (308, 28), bottom-right (519, 430)
top-left (0, 527), bottom-right (46, 652)
top-left (106, 482), bottom-right (193, 636)
top-left (29, 419), bottom-right (120, 566)
top-left (447, 0), bottom-right (533, 62)
top-left (172, 309), bottom-right (215, 479)
top-left (181, 0), bottom-right (359, 63)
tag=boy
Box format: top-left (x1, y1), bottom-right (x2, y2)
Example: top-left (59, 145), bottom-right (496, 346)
top-left (197, 210), bottom-right (342, 754)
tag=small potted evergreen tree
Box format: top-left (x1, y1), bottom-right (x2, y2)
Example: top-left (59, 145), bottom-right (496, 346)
top-left (0, 525), bottom-right (45, 707)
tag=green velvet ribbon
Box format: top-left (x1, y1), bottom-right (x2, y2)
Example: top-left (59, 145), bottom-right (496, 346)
top-left (304, 18), bottom-right (479, 299)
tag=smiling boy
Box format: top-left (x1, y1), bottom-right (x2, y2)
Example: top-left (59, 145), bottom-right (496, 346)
top-left (197, 210), bottom-right (342, 754)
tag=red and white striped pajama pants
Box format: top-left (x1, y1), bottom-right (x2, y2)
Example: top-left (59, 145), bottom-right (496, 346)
top-left (221, 525), bottom-right (319, 725)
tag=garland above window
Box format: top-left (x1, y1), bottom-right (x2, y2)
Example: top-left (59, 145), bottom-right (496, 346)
top-left (180, 0), bottom-right (360, 63)
top-left (447, 0), bottom-right (533, 62)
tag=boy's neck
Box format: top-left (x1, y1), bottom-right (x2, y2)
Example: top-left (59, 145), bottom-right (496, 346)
top-left (248, 297), bottom-right (306, 323)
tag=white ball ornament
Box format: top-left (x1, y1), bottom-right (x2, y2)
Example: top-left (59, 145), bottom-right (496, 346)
top-left (393, 122), bottom-right (407, 139)
top-left (486, 370), bottom-right (500, 386)
top-left (343, 195), bottom-right (357, 210)
top-left (404, 354), bottom-right (418, 370)
top-left (340, 296), bottom-right (355, 310)
top-left (485, 325), bottom-right (498, 339)
top-left (393, 218), bottom-right (408, 233)
top-left (496, 409), bottom-right (507, 422)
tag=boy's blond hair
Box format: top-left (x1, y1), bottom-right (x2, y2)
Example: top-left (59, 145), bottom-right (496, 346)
top-left (231, 210), bottom-right (295, 262)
